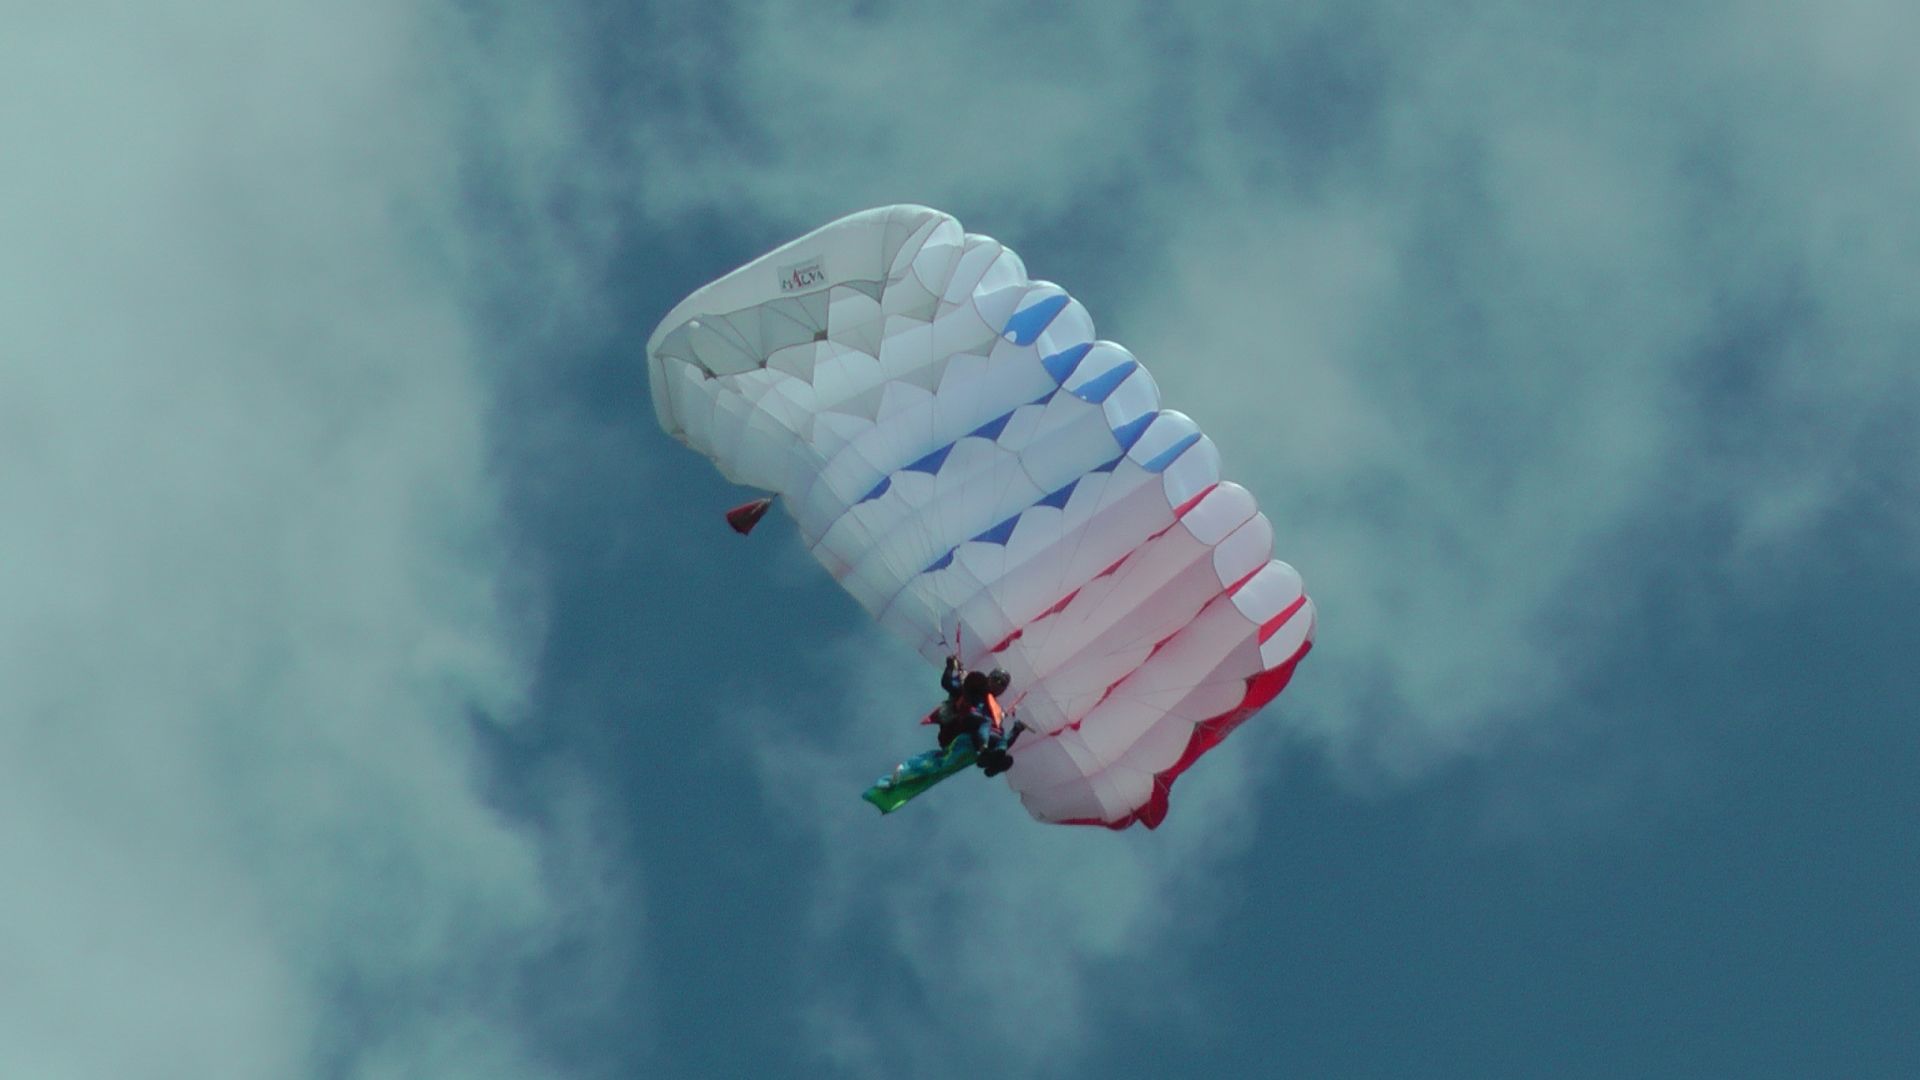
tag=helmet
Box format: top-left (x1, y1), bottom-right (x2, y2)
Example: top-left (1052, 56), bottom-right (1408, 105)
top-left (987, 668), bottom-right (1011, 695)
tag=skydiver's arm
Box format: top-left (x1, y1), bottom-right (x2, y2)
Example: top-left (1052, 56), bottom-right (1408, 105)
top-left (941, 655), bottom-right (963, 695)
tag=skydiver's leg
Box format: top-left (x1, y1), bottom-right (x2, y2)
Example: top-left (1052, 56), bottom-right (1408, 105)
top-left (975, 721), bottom-right (1015, 776)
top-left (977, 721), bottom-right (995, 753)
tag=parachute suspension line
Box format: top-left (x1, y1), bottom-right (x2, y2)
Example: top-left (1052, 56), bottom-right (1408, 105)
top-left (923, 332), bottom-right (943, 661)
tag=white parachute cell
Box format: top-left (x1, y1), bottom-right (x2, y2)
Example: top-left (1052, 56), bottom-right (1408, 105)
top-left (647, 206), bottom-right (1315, 829)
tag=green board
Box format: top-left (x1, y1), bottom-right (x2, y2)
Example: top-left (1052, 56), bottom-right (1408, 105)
top-left (862, 741), bottom-right (978, 813)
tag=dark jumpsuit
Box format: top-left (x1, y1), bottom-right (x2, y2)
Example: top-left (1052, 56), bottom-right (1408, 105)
top-left (931, 658), bottom-right (1002, 752)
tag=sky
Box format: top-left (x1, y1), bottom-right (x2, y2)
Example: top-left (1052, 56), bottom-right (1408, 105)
top-left (4, 2), bottom-right (1917, 1078)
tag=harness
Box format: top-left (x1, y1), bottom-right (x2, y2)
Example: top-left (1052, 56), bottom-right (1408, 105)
top-left (925, 692), bottom-right (1004, 747)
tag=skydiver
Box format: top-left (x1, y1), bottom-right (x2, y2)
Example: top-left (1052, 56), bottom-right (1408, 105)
top-left (939, 653), bottom-right (967, 704)
top-left (925, 661), bottom-right (1021, 777)
top-left (882, 658), bottom-right (1028, 788)
top-left (976, 667), bottom-right (1025, 777)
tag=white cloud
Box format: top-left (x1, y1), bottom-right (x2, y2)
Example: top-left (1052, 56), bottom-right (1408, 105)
top-left (643, 1), bottom-right (1920, 1072)
top-left (747, 632), bottom-right (1271, 1080)
top-left (1, 4), bottom-right (626, 1077)
top-left (624, 1), bottom-right (1164, 234)
top-left (635, 0), bottom-right (1919, 756)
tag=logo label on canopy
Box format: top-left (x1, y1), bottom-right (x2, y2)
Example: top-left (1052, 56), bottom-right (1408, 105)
top-left (778, 256), bottom-right (826, 293)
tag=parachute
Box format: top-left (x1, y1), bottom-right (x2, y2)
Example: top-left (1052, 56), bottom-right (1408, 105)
top-left (646, 206), bottom-right (1315, 829)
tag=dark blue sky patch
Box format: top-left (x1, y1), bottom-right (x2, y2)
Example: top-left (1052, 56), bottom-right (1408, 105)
top-left (1074, 503), bottom-right (1920, 1080)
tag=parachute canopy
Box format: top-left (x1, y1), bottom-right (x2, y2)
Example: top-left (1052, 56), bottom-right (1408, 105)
top-left (647, 206), bottom-right (1315, 828)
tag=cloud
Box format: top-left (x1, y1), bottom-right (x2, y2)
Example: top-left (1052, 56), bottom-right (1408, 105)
top-left (632, 0), bottom-right (1920, 1072)
top-left (627, 0), bottom-right (1920, 761)
top-left (1, 4), bottom-right (628, 1077)
top-left (747, 634), bottom-right (1271, 1080)
top-left (622, 2), bottom-right (1165, 233)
